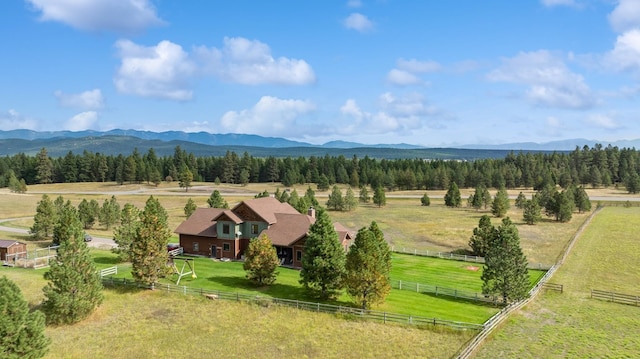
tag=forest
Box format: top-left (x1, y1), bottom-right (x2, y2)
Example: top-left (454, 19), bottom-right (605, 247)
top-left (1, 144), bottom-right (640, 193)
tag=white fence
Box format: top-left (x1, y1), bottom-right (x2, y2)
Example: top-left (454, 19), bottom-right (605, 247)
top-left (4, 245), bottom-right (59, 269)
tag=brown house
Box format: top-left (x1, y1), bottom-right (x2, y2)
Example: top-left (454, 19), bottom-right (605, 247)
top-left (174, 197), bottom-right (353, 268)
top-left (0, 239), bottom-right (27, 262)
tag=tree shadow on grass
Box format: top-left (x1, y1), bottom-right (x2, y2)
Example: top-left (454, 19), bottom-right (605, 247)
top-left (419, 291), bottom-right (503, 308)
top-left (93, 256), bottom-right (121, 265)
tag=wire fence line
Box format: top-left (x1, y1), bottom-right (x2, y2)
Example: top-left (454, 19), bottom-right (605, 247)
top-left (391, 247), bottom-right (553, 271)
top-left (390, 279), bottom-right (500, 305)
top-left (99, 275), bottom-right (484, 331)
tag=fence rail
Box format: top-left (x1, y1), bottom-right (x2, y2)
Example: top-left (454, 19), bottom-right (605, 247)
top-left (591, 289), bottom-right (640, 306)
top-left (4, 245), bottom-right (59, 269)
top-left (391, 279), bottom-right (500, 304)
top-left (391, 247), bottom-right (552, 270)
top-left (100, 276), bottom-right (483, 331)
top-left (542, 282), bottom-right (564, 293)
top-left (99, 266), bottom-right (118, 277)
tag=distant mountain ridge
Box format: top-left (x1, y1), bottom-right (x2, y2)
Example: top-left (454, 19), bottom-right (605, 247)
top-left (0, 129), bottom-right (638, 154)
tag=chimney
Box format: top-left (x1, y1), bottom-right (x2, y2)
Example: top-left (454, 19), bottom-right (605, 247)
top-left (307, 206), bottom-right (316, 218)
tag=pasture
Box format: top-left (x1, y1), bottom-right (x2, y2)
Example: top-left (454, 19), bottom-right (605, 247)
top-left (474, 206), bottom-right (640, 358)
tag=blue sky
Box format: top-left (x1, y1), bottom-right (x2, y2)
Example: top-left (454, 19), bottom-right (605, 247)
top-left (1, 0), bottom-right (640, 146)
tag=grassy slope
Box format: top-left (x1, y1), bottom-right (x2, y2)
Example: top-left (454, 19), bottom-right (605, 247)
top-left (475, 206), bottom-right (640, 358)
top-left (1, 268), bottom-right (475, 359)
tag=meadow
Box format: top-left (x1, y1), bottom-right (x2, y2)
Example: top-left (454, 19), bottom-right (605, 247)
top-left (474, 206), bottom-right (640, 358)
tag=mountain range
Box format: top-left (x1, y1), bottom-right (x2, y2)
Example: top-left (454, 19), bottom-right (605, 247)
top-left (0, 129), bottom-right (638, 159)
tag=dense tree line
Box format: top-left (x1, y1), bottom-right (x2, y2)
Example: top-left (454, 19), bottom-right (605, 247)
top-left (2, 144), bottom-right (640, 192)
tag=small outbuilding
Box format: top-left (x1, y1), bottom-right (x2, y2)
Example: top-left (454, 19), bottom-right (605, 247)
top-left (0, 239), bottom-right (27, 262)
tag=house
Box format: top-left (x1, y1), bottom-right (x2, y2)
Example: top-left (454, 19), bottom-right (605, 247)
top-left (0, 239), bottom-right (27, 262)
top-left (174, 197), bottom-right (354, 268)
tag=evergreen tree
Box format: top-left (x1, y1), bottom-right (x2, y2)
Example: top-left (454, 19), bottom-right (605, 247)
top-left (523, 199), bottom-right (542, 225)
top-left (77, 199), bottom-right (99, 229)
top-left (254, 190), bottom-right (270, 198)
top-left (99, 196), bottom-right (120, 230)
top-left (481, 217), bottom-right (529, 304)
top-left (243, 234), bottom-right (280, 286)
top-left (515, 192), bottom-right (527, 209)
top-left (373, 186), bottom-right (386, 207)
top-left (131, 196), bottom-right (171, 285)
top-left (326, 185), bottom-right (344, 211)
top-left (207, 190), bottom-right (229, 209)
top-left (184, 198), bottom-right (197, 218)
top-left (30, 194), bottom-right (56, 240)
top-left (42, 204), bottom-right (103, 324)
top-left (468, 215), bottom-right (495, 257)
top-left (444, 182), bottom-right (462, 207)
top-left (556, 190), bottom-right (575, 223)
top-left (574, 186), bottom-right (592, 213)
top-left (317, 174), bottom-right (330, 191)
top-left (470, 185), bottom-right (485, 210)
top-left (344, 222), bottom-right (392, 309)
top-left (0, 276), bottom-right (50, 359)
top-left (304, 186), bottom-right (319, 207)
top-left (178, 167), bottom-right (193, 192)
top-left (299, 207), bottom-right (346, 299)
top-left (343, 187), bottom-right (358, 211)
top-left (35, 147), bottom-right (53, 184)
top-left (359, 185), bottom-right (370, 203)
top-left (421, 192), bottom-right (431, 206)
top-left (112, 203), bottom-right (140, 262)
top-left (491, 187), bottom-right (510, 217)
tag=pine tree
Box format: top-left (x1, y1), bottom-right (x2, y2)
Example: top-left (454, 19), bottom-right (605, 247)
top-left (77, 199), bottom-right (99, 229)
top-left (444, 182), bottom-right (461, 207)
top-left (515, 192), bottom-right (527, 209)
top-left (304, 186), bottom-right (319, 207)
top-left (574, 186), bottom-right (592, 213)
top-left (359, 185), bottom-right (370, 203)
top-left (481, 217), bottom-right (529, 304)
top-left (112, 203), bottom-right (140, 262)
top-left (0, 276), bottom-right (50, 359)
top-left (184, 198), bottom-right (197, 218)
top-left (207, 190), bottom-right (229, 209)
top-left (99, 196), bottom-right (120, 230)
top-left (491, 187), bottom-right (510, 217)
top-left (299, 207), bottom-right (346, 299)
top-left (326, 185), bottom-right (344, 211)
top-left (344, 222), bottom-right (392, 309)
top-left (373, 186), bottom-right (386, 207)
top-left (178, 167), bottom-right (193, 192)
top-left (243, 234), bottom-right (280, 286)
top-left (35, 147), bottom-right (53, 184)
top-left (42, 204), bottom-right (103, 324)
top-left (421, 193), bottom-right (431, 206)
top-left (523, 199), bottom-right (542, 225)
top-left (131, 196), bottom-right (171, 285)
top-left (344, 187), bottom-right (358, 211)
top-left (468, 215), bottom-right (495, 257)
top-left (30, 194), bottom-right (56, 240)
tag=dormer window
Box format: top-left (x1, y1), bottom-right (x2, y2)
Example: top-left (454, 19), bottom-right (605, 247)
top-left (222, 223), bottom-right (230, 234)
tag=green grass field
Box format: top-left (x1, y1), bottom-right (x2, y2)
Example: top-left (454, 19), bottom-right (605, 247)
top-left (474, 206), bottom-right (640, 358)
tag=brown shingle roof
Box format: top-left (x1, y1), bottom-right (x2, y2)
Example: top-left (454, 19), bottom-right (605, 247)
top-left (260, 213), bottom-right (315, 246)
top-left (334, 222), bottom-right (355, 243)
top-left (212, 210), bottom-right (243, 224)
top-left (237, 197), bottom-right (299, 224)
top-left (174, 208), bottom-right (225, 237)
top-left (0, 240), bottom-right (25, 248)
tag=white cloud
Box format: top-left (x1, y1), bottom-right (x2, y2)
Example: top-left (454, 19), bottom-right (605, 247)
top-left (343, 13), bottom-right (374, 33)
top-left (487, 50), bottom-right (595, 109)
top-left (397, 59), bottom-right (442, 73)
top-left (608, 0), bottom-right (640, 33)
top-left (220, 96), bottom-right (316, 136)
top-left (195, 37), bottom-right (316, 85)
top-left (54, 89), bottom-right (104, 110)
top-left (605, 29), bottom-right (640, 72)
top-left (338, 93), bottom-right (444, 136)
top-left (586, 114), bottom-right (621, 130)
top-left (0, 109), bottom-right (39, 130)
top-left (65, 111), bottom-right (98, 131)
top-left (114, 39), bottom-right (196, 101)
top-left (540, 0), bottom-right (578, 7)
top-left (346, 0), bottom-right (362, 8)
top-left (26, 0), bottom-right (164, 33)
top-left (386, 69), bottom-right (423, 86)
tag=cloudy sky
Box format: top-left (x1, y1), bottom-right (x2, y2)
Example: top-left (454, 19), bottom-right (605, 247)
top-left (1, 0), bottom-right (640, 146)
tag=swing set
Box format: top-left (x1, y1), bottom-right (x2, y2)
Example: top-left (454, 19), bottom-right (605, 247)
top-left (169, 256), bottom-right (197, 285)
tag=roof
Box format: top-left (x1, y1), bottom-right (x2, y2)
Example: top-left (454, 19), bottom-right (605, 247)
top-left (212, 210), bottom-right (243, 224)
top-left (260, 213), bottom-right (315, 246)
top-left (174, 208), bottom-right (225, 237)
top-left (334, 222), bottom-right (355, 243)
top-left (237, 197), bottom-right (300, 224)
top-left (0, 240), bottom-right (26, 248)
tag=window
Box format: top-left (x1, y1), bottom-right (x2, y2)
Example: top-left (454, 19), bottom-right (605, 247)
top-left (193, 242), bottom-right (199, 252)
top-left (296, 250), bottom-right (302, 261)
top-left (222, 224), bottom-right (230, 234)
top-left (223, 243), bottom-right (230, 251)
top-left (251, 224), bottom-right (259, 234)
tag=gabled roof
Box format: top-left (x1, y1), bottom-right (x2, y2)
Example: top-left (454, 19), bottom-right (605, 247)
top-left (174, 208), bottom-right (225, 237)
top-left (260, 213), bottom-right (315, 246)
top-left (236, 197), bottom-right (300, 224)
top-left (0, 240), bottom-right (25, 248)
top-left (334, 222), bottom-right (355, 243)
top-left (212, 210), bottom-right (243, 224)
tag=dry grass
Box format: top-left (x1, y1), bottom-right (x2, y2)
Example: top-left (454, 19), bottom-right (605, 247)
top-left (475, 207), bottom-right (640, 358)
top-left (1, 268), bottom-right (474, 359)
